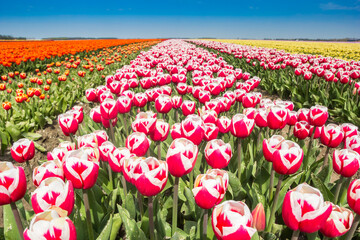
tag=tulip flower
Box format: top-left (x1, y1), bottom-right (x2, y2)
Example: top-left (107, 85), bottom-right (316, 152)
top-left (212, 201), bottom-right (257, 240)
top-left (320, 203), bottom-right (353, 238)
top-left (58, 141), bottom-right (76, 152)
top-left (345, 134), bottom-right (360, 155)
top-left (341, 123), bottom-right (359, 142)
top-left (346, 179), bottom-right (360, 240)
top-left (272, 140), bottom-right (304, 175)
top-left (155, 94), bottom-right (172, 114)
top-left (267, 106), bottom-right (289, 130)
top-left (58, 113), bottom-right (79, 137)
top-left (262, 135), bottom-right (285, 162)
top-left (217, 116), bottom-right (231, 133)
top-left (92, 130), bottom-right (109, 146)
top-left (242, 92), bottom-right (258, 108)
top-left (116, 95), bottom-right (132, 114)
top-left (108, 147), bottom-right (133, 173)
top-left (150, 119), bottom-right (170, 142)
top-left (31, 177), bottom-right (74, 215)
top-left (100, 98), bottom-right (117, 120)
top-left (63, 149), bottom-right (99, 189)
top-left (99, 141), bottom-right (116, 161)
top-left (90, 106), bottom-right (102, 123)
top-left (297, 108), bottom-right (310, 122)
top-left (0, 162), bottom-right (27, 206)
top-left (133, 92), bottom-right (148, 108)
top-left (293, 121), bottom-right (311, 140)
top-left (308, 105), bottom-right (328, 126)
top-left (85, 88), bottom-right (97, 102)
top-left (181, 114), bottom-right (205, 145)
top-left (230, 114), bottom-right (254, 138)
top-left (24, 208), bottom-right (77, 240)
top-left (133, 157), bottom-right (168, 196)
top-left (131, 111), bottom-right (157, 135)
top-left (171, 95), bottom-right (182, 109)
top-left (77, 133), bottom-right (98, 149)
top-left (181, 100), bottom-right (196, 116)
top-left (125, 132), bottom-right (151, 157)
top-left (32, 160), bottom-right (64, 187)
top-left (192, 170), bottom-right (228, 209)
top-left (333, 149), bottom-right (360, 178)
top-left (170, 123), bottom-right (182, 140)
top-left (321, 124), bottom-right (344, 148)
top-left (255, 108), bottom-right (268, 128)
top-left (203, 123), bottom-right (219, 141)
top-left (11, 138), bottom-right (35, 163)
top-left (282, 183), bottom-right (332, 235)
top-left (204, 139), bottom-right (232, 169)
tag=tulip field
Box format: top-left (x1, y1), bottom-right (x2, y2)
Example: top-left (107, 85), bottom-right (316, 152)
top-left (1, 38), bottom-right (360, 240)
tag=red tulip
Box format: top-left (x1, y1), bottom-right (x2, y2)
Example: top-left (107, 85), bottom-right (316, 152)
top-left (171, 95), bottom-right (182, 109)
top-left (255, 108), bottom-right (268, 128)
top-left (133, 92), bottom-right (148, 108)
top-left (294, 121), bottom-right (311, 140)
top-left (126, 132), bottom-right (151, 156)
top-left (341, 123), bottom-right (358, 142)
top-left (100, 98), bottom-right (117, 120)
top-left (31, 177), bottom-right (74, 215)
top-left (297, 108), bottom-right (310, 122)
top-left (11, 138), bottom-right (35, 163)
top-left (170, 123), bottom-right (182, 140)
top-left (347, 179), bottom-right (360, 215)
top-left (320, 124), bottom-right (344, 148)
top-left (282, 183), bottom-right (332, 233)
top-left (90, 106), bottom-right (102, 123)
top-left (242, 92), bottom-right (258, 108)
top-left (267, 106), bottom-right (289, 130)
top-left (150, 119), bottom-right (170, 142)
top-left (192, 170), bottom-right (228, 209)
top-left (287, 111), bottom-right (298, 126)
top-left (199, 109), bottom-right (218, 124)
top-left (117, 95), bottom-right (132, 114)
top-left (58, 141), bottom-right (76, 152)
top-left (217, 116), bottom-right (231, 133)
top-left (99, 141), bottom-right (116, 161)
top-left (320, 203), bottom-right (354, 238)
top-left (134, 157), bottom-right (168, 196)
top-left (181, 114), bottom-right (205, 145)
top-left (205, 139), bottom-right (232, 169)
top-left (92, 130), bottom-right (109, 146)
top-left (155, 94), bottom-right (172, 114)
top-left (345, 134), bottom-right (360, 155)
top-left (230, 114), bottom-right (255, 138)
top-left (58, 113), bottom-right (79, 136)
top-left (0, 162), bottom-right (27, 205)
top-left (203, 123), bottom-right (219, 141)
top-left (309, 105), bottom-right (328, 126)
top-left (63, 149), bottom-right (99, 189)
top-left (132, 111), bottom-right (157, 135)
top-left (176, 83), bottom-right (188, 95)
top-left (262, 135), bottom-right (285, 162)
top-left (33, 160), bottom-right (64, 187)
top-left (181, 100), bottom-right (196, 116)
top-left (333, 149), bottom-right (360, 177)
top-left (166, 138), bottom-right (198, 177)
top-left (108, 147), bottom-right (134, 173)
top-left (212, 201), bottom-right (257, 240)
top-left (273, 140), bottom-right (303, 175)
top-left (85, 88), bottom-right (97, 102)
top-left (24, 208), bottom-right (77, 240)
top-left (101, 117), bottom-right (117, 129)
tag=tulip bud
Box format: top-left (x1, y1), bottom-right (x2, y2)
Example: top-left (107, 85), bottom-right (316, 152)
top-left (31, 177), bottom-right (74, 215)
top-left (58, 141), bottom-right (76, 152)
top-left (90, 106), bottom-right (102, 123)
top-left (212, 201), bottom-right (257, 240)
top-left (100, 98), bottom-right (118, 120)
top-left (133, 92), bottom-right (148, 108)
top-left (267, 106), bottom-right (289, 130)
top-left (126, 132), bottom-right (151, 156)
top-left (11, 138), bottom-right (35, 163)
top-left (99, 141), bottom-right (116, 161)
top-left (255, 108), bottom-right (268, 128)
top-left (217, 116), bottom-right (231, 133)
top-left (77, 133), bottom-right (98, 149)
top-left (252, 203), bottom-right (266, 231)
top-left (297, 108), bottom-right (310, 122)
top-left (341, 123), bottom-right (358, 142)
top-left (85, 88), bottom-right (97, 102)
top-left (166, 138), bottom-right (198, 177)
top-left (0, 162), bottom-right (27, 205)
top-left (24, 208), bottom-right (77, 240)
top-left (205, 139), bottom-right (232, 169)
top-left (282, 183), bottom-right (332, 233)
top-left (294, 121), bottom-right (311, 140)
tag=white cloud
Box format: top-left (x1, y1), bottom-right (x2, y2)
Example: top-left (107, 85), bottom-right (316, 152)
top-left (320, 2), bottom-right (360, 11)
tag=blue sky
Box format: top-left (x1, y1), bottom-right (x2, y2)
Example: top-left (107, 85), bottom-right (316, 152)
top-left (0, 0), bottom-right (359, 39)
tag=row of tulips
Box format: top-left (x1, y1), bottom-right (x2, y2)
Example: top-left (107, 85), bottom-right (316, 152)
top-left (189, 40), bottom-right (360, 126)
top-left (0, 40), bottom-right (161, 154)
top-left (2, 39), bottom-right (360, 240)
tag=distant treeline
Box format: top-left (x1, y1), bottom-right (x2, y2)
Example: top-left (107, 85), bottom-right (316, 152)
top-left (0, 34), bottom-right (26, 40)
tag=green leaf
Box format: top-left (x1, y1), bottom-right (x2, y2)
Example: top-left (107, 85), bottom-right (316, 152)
top-left (5, 122), bottom-right (21, 141)
top-left (311, 173), bottom-right (334, 202)
top-left (3, 204), bottom-right (22, 240)
top-left (117, 205), bottom-right (146, 240)
top-left (124, 193), bottom-right (136, 220)
top-left (96, 214), bottom-right (113, 240)
top-left (109, 214), bottom-right (122, 240)
top-left (33, 141), bottom-right (47, 152)
top-left (276, 172), bottom-right (304, 212)
top-left (21, 132), bottom-right (42, 141)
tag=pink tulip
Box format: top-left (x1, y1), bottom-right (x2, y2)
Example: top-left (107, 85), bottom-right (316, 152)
top-left (204, 139), bottom-right (232, 169)
top-left (11, 138), bottom-right (35, 163)
top-left (0, 162), bottom-right (27, 205)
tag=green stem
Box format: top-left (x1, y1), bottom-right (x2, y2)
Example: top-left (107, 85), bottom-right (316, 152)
top-left (266, 174), bottom-right (283, 232)
top-left (122, 114), bottom-right (128, 136)
top-left (333, 175), bottom-right (345, 204)
top-left (304, 128), bottom-right (315, 169)
top-left (189, 170), bottom-right (194, 190)
top-left (158, 142), bottom-right (162, 160)
top-left (109, 121), bottom-right (116, 146)
top-left (107, 163), bottom-right (114, 190)
top-left (291, 230), bottom-right (300, 240)
top-left (238, 138), bottom-right (242, 181)
top-left (26, 161), bottom-right (32, 176)
top-left (287, 126), bottom-right (292, 139)
top-left (345, 214), bottom-right (360, 240)
top-left (10, 202), bottom-right (24, 240)
top-left (82, 189), bottom-right (94, 240)
top-left (269, 167), bottom-right (275, 201)
top-left (69, 133), bottom-right (76, 145)
top-left (120, 174), bottom-right (127, 202)
top-left (137, 192), bottom-right (143, 218)
top-left (172, 177), bottom-right (179, 236)
top-left (202, 209), bottom-right (208, 240)
top-left (148, 196), bottom-right (154, 240)
top-left (322, 147), bottom-right (330, 167)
